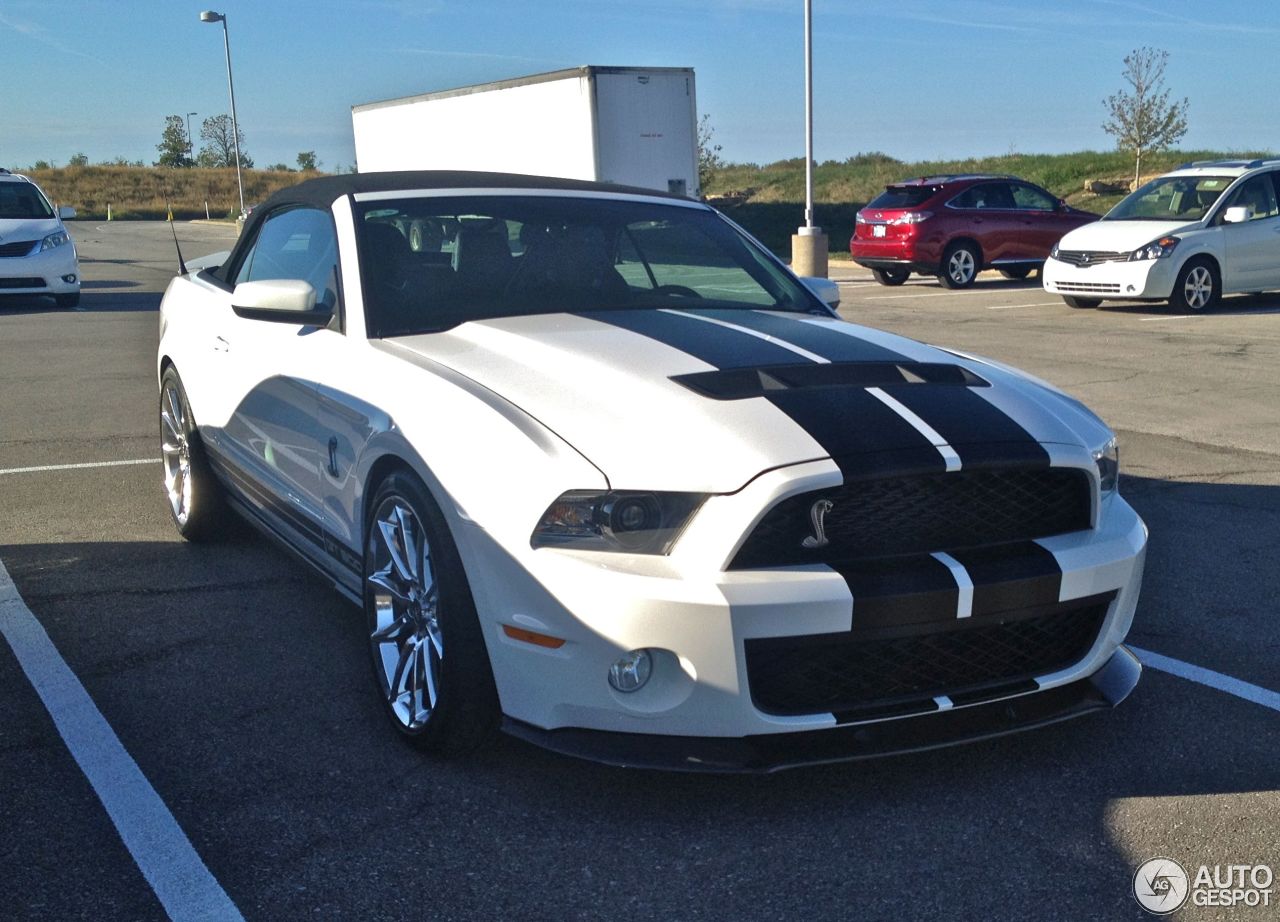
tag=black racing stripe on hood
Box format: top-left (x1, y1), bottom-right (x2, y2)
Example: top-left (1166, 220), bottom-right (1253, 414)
top-left (582, 309), bottom-right (947, 476)
top-left (577, 308), bottom-right (804, 368)
top-left (765, 387), bottom-right (948, 479)
top-left (678, 308), bottom-right (913, 363)
top-left (878, 385), bottom-right (1050, 469)
top-left (947, 542), bottom-right (1063, 617)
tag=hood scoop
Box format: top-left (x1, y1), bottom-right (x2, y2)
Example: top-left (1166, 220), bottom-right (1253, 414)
top-left (672, 362), bottom-right (989, 400)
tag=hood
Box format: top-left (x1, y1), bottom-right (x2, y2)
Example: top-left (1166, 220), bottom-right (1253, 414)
top-left (0, 216), bottom-right (60, 243)
top-left (1058, 219), bottom-right (1197, 252)
top-left (387, 309), bottom-right (1094, 493)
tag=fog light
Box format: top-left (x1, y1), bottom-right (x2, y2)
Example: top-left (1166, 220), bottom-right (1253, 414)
top-left (62, 274), bottom-right (77, 283)
top-left (608, 649), bottom-right (652, 693)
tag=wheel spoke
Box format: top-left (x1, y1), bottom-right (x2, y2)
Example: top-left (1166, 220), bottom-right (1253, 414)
top-left (370, 611), bottom-right (411, 642)
top-left (421, 642), bottom-right (438, 709)
top-left (165, 388), bottom-right (185, 434)
top-left (378, 516), bottom-right (416, 588)
top-left (393, 505), bottom-right (420, 582)
top-left (425, 617), bottom-right (444, 659)
top-left (367, 564), bottom-right (412, 605)
top-left (160, 408), bottom-right (181, 445)
top-left (389, 639), bottom-right (413, 701)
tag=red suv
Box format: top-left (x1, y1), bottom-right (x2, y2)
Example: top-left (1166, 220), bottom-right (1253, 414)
top-left (850, 174), bottom-right (1098, 288)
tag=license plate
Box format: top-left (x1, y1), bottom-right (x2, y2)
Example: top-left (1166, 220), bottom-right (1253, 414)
top-left (872, 225), bottom-right (887, 238)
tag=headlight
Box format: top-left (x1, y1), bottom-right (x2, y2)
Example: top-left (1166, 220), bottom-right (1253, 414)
top-left (40, 230), bottom-right (71, 252)
top-left (1093, 437), bottom-right (1120, 495)
top-left (1050, 242), bottom-right (1060, 259)
top-left (531, 490), bottom-right (706, 554)
top-left (1129, 236), bottom-right (1179, 261)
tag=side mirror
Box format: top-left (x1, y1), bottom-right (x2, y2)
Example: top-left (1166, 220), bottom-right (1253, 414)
top-left (231, 279), bottom-right (331, 324)
top-left (1223, 205), bottom-right (1252, 224)
top-left (799, 276), bottom-right (841, 310)
top-left (58, 205), bottom-right (77, 220)
top-left (1056, 199), bottom-right (1068, 211)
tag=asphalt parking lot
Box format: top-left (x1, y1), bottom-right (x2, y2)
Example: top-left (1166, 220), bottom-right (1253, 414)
top-left (2, 222), bottom-right (1277, 921)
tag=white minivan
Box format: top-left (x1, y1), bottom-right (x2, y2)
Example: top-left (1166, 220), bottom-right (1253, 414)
top-left (1042, 159), bottom-right (1280, 311)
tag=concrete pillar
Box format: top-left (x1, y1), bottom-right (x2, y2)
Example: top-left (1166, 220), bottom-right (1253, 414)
top-left (791, 226), bottom-right (829, 278)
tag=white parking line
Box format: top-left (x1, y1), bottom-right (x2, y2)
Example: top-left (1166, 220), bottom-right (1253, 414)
top-left (1131, 646), bottom-right (1280, 712)
top-left (1138, 314), bottom-right (1204, 323)
top-left (0, 559), bottom-right (245, 922)
top-left (0, 459), bottom-right (158, 476)
top-left (986, 302), bottom-right (1060, 310)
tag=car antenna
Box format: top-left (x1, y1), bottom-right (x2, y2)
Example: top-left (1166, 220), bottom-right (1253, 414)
top-left (162, 188), bottom-right (188, 276)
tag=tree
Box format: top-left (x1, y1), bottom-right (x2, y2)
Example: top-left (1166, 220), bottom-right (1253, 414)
top-left (296, 150), bottom-right (318, 171)
top-left (68, 152), bottom-right (89, 167)
top-left (156, 115), bottom-right (193, 168)
top-left (1102, 47), bottom-right (1189, 188)
top-left (697, 114), bottom-right (725, 194)
top-left (196, 114), bottom-right (253, 169)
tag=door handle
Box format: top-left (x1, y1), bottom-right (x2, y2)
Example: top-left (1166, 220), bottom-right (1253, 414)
top-left (213, 336), bottom-right (230, 352)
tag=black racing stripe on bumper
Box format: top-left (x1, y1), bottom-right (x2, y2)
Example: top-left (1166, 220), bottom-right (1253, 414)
top-left (763, 387), bottom-right (947, 479)
top-left (830, 555), bottom-right (959, 629)
top-left (948, 541), bottom-right (1062, 616)
top-left (878, 385), bottom-right (1050, 469)
top-left (578, 308), bottom-right (804, 368)
top-left (679, 308), bottom-right (913, 363)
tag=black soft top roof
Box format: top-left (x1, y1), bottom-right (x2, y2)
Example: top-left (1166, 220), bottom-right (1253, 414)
top-left (255, 170), bottom-right (686, 213)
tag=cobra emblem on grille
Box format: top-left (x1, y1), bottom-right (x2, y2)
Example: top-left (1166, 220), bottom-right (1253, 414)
top-left (802, 499), bottom-right (833, 549)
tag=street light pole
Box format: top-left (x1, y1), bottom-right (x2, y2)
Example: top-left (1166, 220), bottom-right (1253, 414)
top-left (200, 11), bottom-right (245, 217)
top-left (791, 0), bottom-right (828, 278)
top-left (185, 111), bottom-right (197, 164)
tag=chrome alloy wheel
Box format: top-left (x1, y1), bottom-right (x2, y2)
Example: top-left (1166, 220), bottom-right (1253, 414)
top-left (160, 380), bottom-right (193, 526)
top-left (947, 247), bottom-right (976, 285)
top-left (1182, 264), bottom-right (1214, 310)
top-left (367, 497), bottom-right (443, 731)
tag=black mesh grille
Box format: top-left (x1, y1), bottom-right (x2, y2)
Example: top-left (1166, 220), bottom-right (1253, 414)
top-left (0, 239), bottom-right (38, 258)
top-left (731, 467), bottom-right (1090, 569)
top-left (744, 595), bottom-right (1110, 717)
top-left (0, 277), bottom-right (45, 289)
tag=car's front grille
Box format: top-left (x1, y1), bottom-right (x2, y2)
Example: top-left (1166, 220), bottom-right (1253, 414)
top-left (0, 277), bottom-right (46, 289)
top-left (0, 240), bottom-right (38, 258)
top-left (730, 467), bottom-right (1091, 569)
top-left (1053, 281), bottom-right (1122, 294)
top-left (1054, 250), bottom-right (1130, 267)
top-left (744, 593), bottom-right (1112, 718)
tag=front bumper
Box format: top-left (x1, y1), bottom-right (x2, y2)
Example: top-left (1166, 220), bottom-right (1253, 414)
top-left (503, 645), bottom-right (1141, 772)
top-left (465, 455), bottom-right (1148, 748)
top-left (0, 241), bottom-right (80, 296)
top-left (1042, 254), bottom-right (1177, 301)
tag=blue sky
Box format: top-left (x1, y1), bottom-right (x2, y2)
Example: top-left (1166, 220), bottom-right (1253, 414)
top-left (2, 0), bottom-right (1276, 171)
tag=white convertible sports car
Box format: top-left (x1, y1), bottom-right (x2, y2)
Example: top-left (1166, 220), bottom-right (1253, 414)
top-left (157, 172), bottom-right (1147, 771)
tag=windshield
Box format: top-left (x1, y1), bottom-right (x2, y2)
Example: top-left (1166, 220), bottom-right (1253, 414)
top-left (1104, 175), bottom-right (1233, 221)
top-left (356, 196), bottom-right (820, 337)
top-left (0, 181), bottom-right (55, 220)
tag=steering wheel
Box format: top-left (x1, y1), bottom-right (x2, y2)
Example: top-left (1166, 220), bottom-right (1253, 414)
top-left (653, 284), bottom-right (702, 299)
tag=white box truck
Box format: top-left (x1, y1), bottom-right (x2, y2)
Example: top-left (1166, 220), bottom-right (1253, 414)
top-left (352, 66), bottom-right (701, 198)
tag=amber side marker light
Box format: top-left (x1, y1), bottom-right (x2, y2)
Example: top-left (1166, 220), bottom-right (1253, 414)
top-left (502, 625), bottom-right (566, 649)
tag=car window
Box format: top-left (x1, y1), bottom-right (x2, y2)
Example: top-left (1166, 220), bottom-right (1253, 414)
top-left (234, 207), bottom-right (339, 308)
top-left (0, 181), bottom-right (54, 219)
top-left (1105, 175), bottom-right (1232, 221)
top-left (949, 183), bottom-right (1013, 210)
top-left (1223, 174), bottom-right (1280, 221)
top-left (355, 196), bottom-right (816, 337)
top-left (867, 186), bottom-right (936, 209)
top-left (1010, 184), bottom-right (1057, 211)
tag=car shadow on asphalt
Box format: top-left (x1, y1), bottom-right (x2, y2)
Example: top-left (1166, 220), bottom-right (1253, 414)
top-left (0, 291), bottom-right (161, 314)
top-left (1, 472), bottom-right (1276, 920)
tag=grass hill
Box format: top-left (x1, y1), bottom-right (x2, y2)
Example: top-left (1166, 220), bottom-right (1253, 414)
top-left (20, 165), bottom-right (320, 221)
top-left (707, 148), bottom-right (1276, 254)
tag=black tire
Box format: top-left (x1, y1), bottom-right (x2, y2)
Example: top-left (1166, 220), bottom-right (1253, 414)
top-left (1169, 257), bottom-right (1220, 312)
top-left (363, 470), bottom-right (499, 754)
top-left (1063, 296), bottom-right (1101, 309)
top-left (939, 241), bottom-right (980, 289)
top-left (159, 367), bottom-right (235, 541)
top-left (871, 267), bottom-right (909, 286)
top-left (55, 292), bottom-right (80, 308)
top-left (998, 267), bottom-right (1033, 280)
